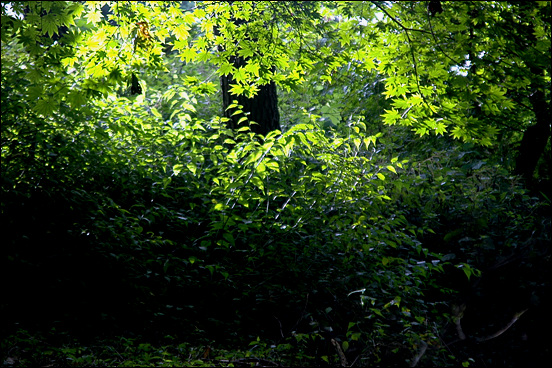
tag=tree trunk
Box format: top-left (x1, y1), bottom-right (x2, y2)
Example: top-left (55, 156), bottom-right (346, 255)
top-left (514, 87), bottom-right (551, 184)
top-left (215, 8), bottom-right (281, 137)
top-left (221, 55), bottom-right (280, 136)
top-left (511, 4), bottom-right (551, 186)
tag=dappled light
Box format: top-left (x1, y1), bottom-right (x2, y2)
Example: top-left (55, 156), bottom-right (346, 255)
top-left (1, 1), bottom-right (550, 367)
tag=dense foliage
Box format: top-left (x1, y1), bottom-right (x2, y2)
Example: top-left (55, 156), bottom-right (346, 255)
top-left (1, 1), bottom-right (550, 367)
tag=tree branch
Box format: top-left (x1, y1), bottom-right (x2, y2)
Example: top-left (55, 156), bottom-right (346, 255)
top-left (331, 338), bottom-right (349, 367)
top-left (475, 309), bottom-right (529, 343)
top-left (371, 2), bottom-right (424, 97)
top-left (410, 340), bottom-right (428, 367)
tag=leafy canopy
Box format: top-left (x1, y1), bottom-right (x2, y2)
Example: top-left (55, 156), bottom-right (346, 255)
top-left (2, 1), bottom-right (549, 145)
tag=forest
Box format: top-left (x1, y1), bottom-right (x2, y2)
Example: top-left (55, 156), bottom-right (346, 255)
top-left (1, 1), bottom-right (550, 367)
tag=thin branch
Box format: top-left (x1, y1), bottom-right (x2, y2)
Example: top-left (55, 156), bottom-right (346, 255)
top-left (289, 293), bottom-right (310, 334)
top-left (426, 5), bottom-right (461, 66)
top-left (371, 2), bottom-right (424, 98)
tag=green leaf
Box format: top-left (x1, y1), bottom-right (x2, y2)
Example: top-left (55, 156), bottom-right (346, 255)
top-left (370, 308), bottom-right (384, 318)
top-left (229, 84), bottom-right (245, 96)
top-left (179, 47), bottom-right (197, 62)
top-left (173, 164), bottom-right (184, 176)
top-left (265, 160), bottom-right (279, 172)
top-left (67, 90), bottom-right (87, 109)
top-left (33, 99), bottom-right (56, 116)
top-left (342, 340), bottom-right (349, 351)
top-left (383, 109), bottom-right (401, 125)
top-left (250, 176), bottom-right (264, 192)
top-left (223, 232), bottom-right (235, 247)
top-left (255, 162), bottom-right (266, 174)
top-left (219, 62), bottom-right (234, 76)
top-left (214, 203), bottom-right (227, 211)
top-left (42, 13), bottom-right (59, 38)
top-left (186, 162), bottom-right (197, 175)
top-left (173, 24), bottom-right (190, 41)
top-left (86, 11), bottom-right (102, 24)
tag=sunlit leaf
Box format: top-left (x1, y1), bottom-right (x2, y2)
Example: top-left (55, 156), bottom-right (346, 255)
top-left (86, 10), bottom-right (102, 24)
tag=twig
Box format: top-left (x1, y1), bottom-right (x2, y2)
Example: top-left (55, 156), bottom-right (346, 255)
top-left (289, 293), bottom-right (310, 334)
top-left (273, 315), bottom-right (285, 339)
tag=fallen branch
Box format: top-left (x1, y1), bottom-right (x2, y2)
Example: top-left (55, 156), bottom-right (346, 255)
top-left (475, 309), bottom-right (528, 343)
top-left (410, 340), bottom-right (428, 368)
top-left (331, 338), bottom-right (349, 367)
top-left (452, 303), bottom-right (467, 341)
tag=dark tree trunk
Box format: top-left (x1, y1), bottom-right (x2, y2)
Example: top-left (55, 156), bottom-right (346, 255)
top-left (510, 5), bottom-right (551, 186)
top-left (215, 9), bottom-right (280, 136)
top-left (221, 56), bottom-right (280, 136)
top-left (514, 87), bottom-right (551, 184)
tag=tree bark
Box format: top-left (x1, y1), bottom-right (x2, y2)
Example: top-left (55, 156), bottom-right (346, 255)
top-left (510, 3), bottom-right (551, 186)
top-left (221, 56), bottom-right (281, 136)
top-left (514, 87), bottom-right (551, 184)
top-left (216, 8), bottom-right (281, 136)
